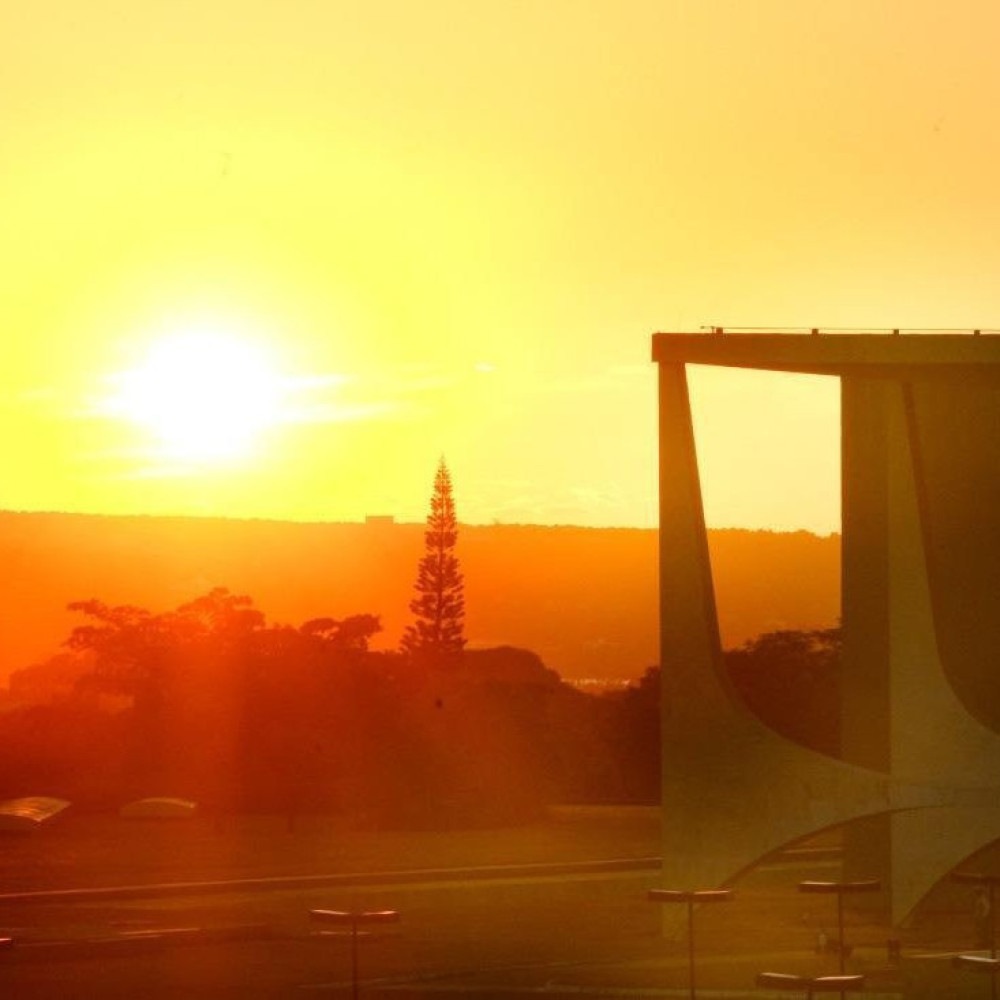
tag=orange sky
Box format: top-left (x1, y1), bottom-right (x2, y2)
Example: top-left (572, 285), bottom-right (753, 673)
top-left (3, 1), bottom-right (999, 532)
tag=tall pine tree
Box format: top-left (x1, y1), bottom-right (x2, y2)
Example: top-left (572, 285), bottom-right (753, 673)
top-left (401, 459), bottom-right (466, 658)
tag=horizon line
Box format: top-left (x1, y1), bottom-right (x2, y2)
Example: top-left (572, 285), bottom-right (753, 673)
top-left (0, 506), bottom-right (840, 537)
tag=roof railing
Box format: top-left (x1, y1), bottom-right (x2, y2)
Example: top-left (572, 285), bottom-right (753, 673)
top-left (698, 326), bottom-right (999, 336)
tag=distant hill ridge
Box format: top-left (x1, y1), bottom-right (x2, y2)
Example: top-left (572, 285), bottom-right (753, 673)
top-left (0, 512), bottom-right (839, 683)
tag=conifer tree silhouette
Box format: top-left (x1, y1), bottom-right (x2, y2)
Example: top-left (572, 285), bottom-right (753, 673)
top-left (401, 459), bottom-right (466, 658)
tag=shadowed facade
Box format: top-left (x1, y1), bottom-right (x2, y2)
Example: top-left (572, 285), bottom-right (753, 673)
top-left (652, 332), bottom-right (1000, 924)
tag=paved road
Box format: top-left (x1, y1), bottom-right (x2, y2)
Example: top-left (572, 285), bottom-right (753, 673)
top-left (0, 856), bottom-right (662, 905)
top-left (0, 850), bottom-right (935, 999)
top-left (0, 860), bottom-right (669, 998)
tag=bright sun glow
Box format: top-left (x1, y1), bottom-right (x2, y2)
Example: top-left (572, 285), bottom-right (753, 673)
top-left (108, 327), bottom-right (286, 463)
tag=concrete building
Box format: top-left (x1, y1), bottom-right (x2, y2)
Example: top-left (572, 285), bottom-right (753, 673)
top-left (652, 330), bottom-right (1000, 923)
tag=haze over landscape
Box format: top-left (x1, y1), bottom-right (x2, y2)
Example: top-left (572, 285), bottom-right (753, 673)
top-left (0, 512), bottom-right (837, 686)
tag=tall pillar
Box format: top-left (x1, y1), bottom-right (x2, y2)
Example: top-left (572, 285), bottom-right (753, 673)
top-left (840, 376), bottom-right (892, 773)
top-left (840, 377), bottom-right (893, 913)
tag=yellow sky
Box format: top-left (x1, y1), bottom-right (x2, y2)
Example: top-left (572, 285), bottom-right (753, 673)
top-left (4, 1), bottom-right (1000, 532)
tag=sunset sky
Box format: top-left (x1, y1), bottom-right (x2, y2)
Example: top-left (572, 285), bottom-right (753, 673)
top-left (4, 1), bottom-right (1000, 532)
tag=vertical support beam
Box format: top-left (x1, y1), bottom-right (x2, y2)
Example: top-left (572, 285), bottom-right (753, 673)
top-left (903, 380), bottom-right (1000, 724)
top-left (657, 361), bottom-right (731, 920)
top-left (840, 377), bottom-right (893, 916)
top-left (840, 377), bottom-right (892, 772)
top-left (657, 363), bottom-right (725, 735)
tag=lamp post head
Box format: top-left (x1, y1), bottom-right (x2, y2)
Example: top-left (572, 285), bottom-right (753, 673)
top-left (648, 888), bottom-right (733, 904)
top-left (757, 972), bottom-right (865, 992)
top-left (798, 879), bottom-right (881, 895)
top-left (953, 871), bottom-right (1000, 887)
top-left (309, 909), bottom-right (401, 925)
top-left (953, 954), bottom-right (1000, 974)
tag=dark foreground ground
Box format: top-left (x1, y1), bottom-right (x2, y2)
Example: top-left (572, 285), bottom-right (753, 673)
top-left (0, 808), bottom-right (992, 997)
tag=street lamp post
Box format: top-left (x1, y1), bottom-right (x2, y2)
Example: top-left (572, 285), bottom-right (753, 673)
top-left (648, 888), bottom-right (733, 1000)
top-left (798, 879), bottom-right (881, 974)
top-left (756, 972), bottom-right (865, 999)
top-left (309, 908), bottom-right (400, 1000)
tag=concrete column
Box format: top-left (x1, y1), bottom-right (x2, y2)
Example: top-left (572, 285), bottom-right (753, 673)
top-left (839, 378), bottom-right (893, 915)
top-left (840, 377), bottom-right (892, 773)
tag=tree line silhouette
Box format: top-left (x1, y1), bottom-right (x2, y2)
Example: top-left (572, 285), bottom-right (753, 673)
top-left (0, 586), bottom-right (661, 826)
top-left (0, 598), bottom-right (840, 828)
top-left (0, 463), bottom-right (842, 828)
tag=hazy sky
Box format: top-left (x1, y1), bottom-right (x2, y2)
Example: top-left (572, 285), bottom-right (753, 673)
top-left (4, 1), bottom-right (999, 531)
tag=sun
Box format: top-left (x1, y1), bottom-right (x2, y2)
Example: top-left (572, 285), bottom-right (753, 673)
top-left (108, 326), bottom-right (286, 463)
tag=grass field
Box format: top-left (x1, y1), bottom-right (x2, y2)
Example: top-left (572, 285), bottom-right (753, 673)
top-left (0, 805), bottom-right (660, 893)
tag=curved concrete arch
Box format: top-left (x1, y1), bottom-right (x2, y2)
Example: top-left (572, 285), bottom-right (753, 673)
top-left (892, 807), bottom-right (1000, 924)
